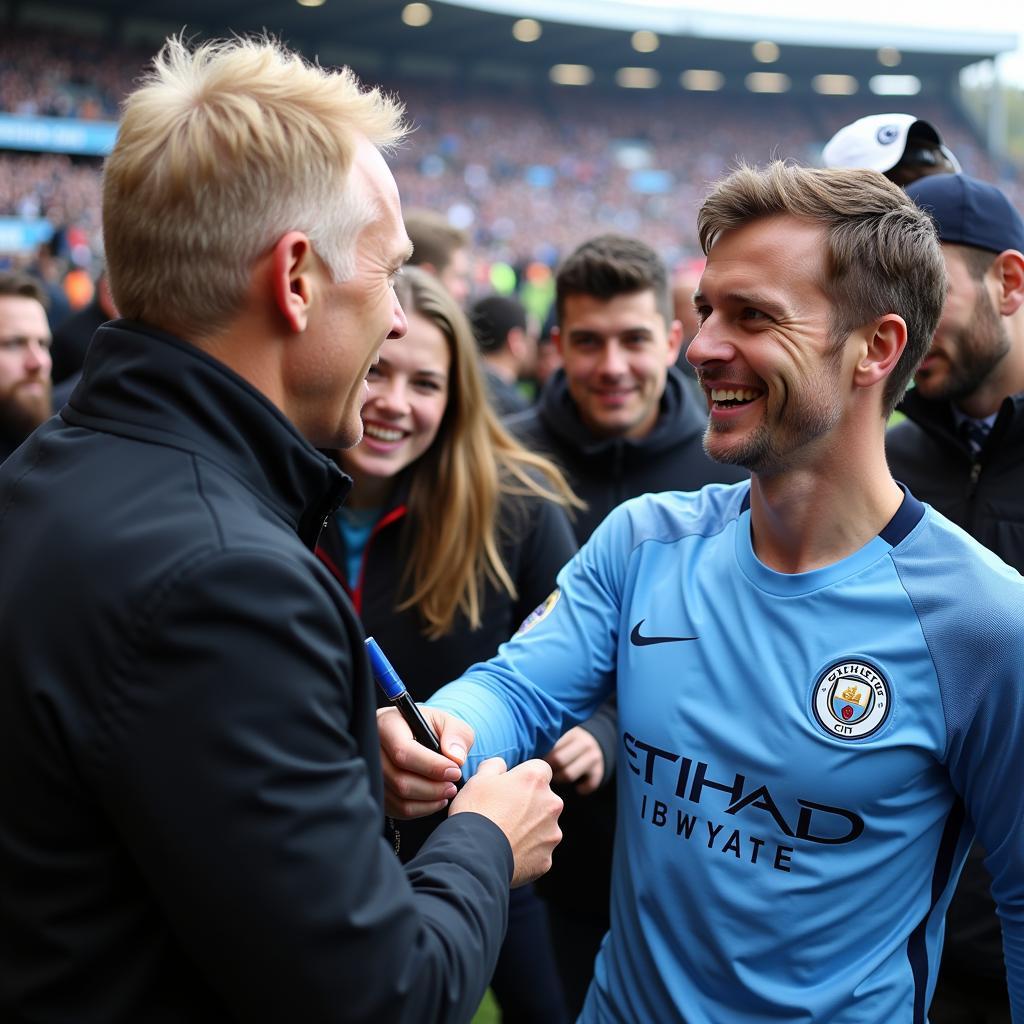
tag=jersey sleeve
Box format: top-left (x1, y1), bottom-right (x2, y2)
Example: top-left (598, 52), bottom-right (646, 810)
top-left (943, 615), bottom-right (1024, 1019)
top-left (894, 535), bottom-right (1024, 1018)
top-left (430, 496), bottom-right (636, 777)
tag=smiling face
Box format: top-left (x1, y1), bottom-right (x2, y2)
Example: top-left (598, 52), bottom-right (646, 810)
top-left (554, 289), bottom-right (682, 440)
top-left (339, 310), bottom-right (451, 502)
top-left (913, 244), bottom-right (1009, 406)
top-left (688, 215), bottom-right (848, 476)
top-left (291, 138), bottom-right (412, 449)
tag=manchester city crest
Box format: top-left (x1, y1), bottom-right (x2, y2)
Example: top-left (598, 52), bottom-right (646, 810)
top-left (812, 660), bottom-right (891, 740)
top-left (876, 124), bottom-right (901, 146)
top-left (514, 589), bottom-right (561, 637)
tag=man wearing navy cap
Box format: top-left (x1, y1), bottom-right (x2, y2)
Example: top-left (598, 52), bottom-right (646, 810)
top-left (888, 172), bottom-right (1024, 1024)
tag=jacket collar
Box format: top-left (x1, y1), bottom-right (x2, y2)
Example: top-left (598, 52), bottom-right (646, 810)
top-left (63, 320), bottom-right (350, 547)
top-left (898, 386), bottom-right (1024, 454)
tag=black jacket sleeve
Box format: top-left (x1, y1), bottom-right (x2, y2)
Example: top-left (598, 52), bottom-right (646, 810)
top-left (87, 549), bottom-right (513, 1024)
top-left (576, 696), bottom-right (619, 788)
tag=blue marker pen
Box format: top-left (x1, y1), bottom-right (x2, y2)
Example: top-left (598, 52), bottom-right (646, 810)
top-left (364, 636), bottom-right (442, 754)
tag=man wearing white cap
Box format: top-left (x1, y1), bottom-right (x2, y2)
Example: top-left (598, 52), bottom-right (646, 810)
top-left (823, 112), bottom-right (960, 187)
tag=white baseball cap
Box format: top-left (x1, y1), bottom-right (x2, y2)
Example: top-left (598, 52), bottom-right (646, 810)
top-left (822, 113), bottom-right (961, 174)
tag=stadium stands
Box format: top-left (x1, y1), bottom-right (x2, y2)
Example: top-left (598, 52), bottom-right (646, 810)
top-left (0, 27), bottom-right (1019, 287)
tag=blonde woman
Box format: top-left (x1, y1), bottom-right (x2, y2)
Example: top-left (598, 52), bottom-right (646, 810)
top-left (318, 266), bottom-right (579, 1023)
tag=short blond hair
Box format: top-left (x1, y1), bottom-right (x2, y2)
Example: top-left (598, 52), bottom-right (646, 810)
top-left (698, 162), bottom-right (946, 417)
top-left (103, 36), bottom-right (407, 339)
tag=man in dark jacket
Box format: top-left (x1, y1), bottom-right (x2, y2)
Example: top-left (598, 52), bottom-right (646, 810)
top-left (0, 36), bottom-right (563, 1024)
top-left (888, 173), bottom-right (1024, 1024)
top-left (506, 234), bottom-right (746, 1014)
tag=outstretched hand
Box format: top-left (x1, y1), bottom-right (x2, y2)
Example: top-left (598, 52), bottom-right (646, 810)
top-left (545, 725), bottom-right (605, 795)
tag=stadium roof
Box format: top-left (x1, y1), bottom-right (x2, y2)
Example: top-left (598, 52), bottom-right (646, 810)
top-left (16, 0), bottom-right (1018, 95)
top-left (448, 0), bottom-right (1016, 56)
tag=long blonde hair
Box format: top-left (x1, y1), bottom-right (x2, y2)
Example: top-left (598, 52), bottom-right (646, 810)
top-left (393, 267), bottom-right (581, 638)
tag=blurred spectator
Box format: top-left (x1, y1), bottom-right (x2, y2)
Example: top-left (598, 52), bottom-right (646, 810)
top-left (533, 333), bottom-right (562, 392)
top-left (0, 273), bottom-right (51, 461)
top-left (29, 243), bottom-right (71, 330)
top-left (405, 208), bottom-right (472, 306)
top-left (50, 269), bottom-right (116, 384)
top-left (469, 293), bottom-right (535, 416)
top-left (822, 113), bottom-right (961, 187)
top-left (671, 257), bottom-right (706, 376)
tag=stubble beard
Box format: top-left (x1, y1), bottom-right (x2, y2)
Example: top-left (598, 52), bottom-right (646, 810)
top-left (921, 288), bottom-right (1010, 404)
top-left (703, 383), bottom-right (842, 476)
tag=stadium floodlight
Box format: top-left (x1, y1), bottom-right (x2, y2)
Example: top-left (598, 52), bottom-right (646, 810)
top-left (680, 69), bottom-right (724, 92)
top-left (550, 64), bottom-right (594, 86)
top-left (746, 72), bottom-right (790, 93)
top-left (616, 67), bottom-right (660, 89)
top-left (877, 47), bottom-right (902, 67)
top-left (402, 2), bottom-right (432, 26)
top-left (631, 31), bottom-right (659, 53)
top-left (296, 0), bottom-right (326, 7)
top-left (813, 74), bottom-right (859, 96)
top-left (869, 74), bottom-right (921, 95)
top-left (752, 41), bottom-right (780, 64)
top-left (513, 18), bottom-right (542, 42)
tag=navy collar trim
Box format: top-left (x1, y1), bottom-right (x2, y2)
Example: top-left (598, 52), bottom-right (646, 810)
top-left (738, 481), bottom-right (923, 547)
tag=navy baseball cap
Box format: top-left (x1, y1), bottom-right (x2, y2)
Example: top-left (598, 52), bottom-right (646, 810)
top-left (906, 173), bottom-right (1024, 255)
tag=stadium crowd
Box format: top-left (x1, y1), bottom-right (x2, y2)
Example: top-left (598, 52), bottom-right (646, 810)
top-left (1, 29), bottom-right (1020, 284)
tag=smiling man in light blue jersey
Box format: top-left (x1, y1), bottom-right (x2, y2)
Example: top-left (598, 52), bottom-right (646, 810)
top-left (379, 163), bottom-right (1024, 1023)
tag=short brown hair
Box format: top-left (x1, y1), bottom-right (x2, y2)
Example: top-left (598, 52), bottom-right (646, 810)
top-left (698, 162), bottom-right (947, 417)
top-left (404, 209), bottom-right (468, 274)
top-left (0, 273), bottom-right (47, 309)
top-left (103, 35), bottom-right (407, 340)
top-left (555, 234), bottom-right (672, 324)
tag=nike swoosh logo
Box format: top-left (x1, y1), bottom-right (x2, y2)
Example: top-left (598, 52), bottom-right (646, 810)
top-left (630, 619), bottom-right (699, 647)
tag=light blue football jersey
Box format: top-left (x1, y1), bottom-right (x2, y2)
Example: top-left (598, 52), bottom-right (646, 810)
top-left (431, 482), bottom-right (1024, 1023)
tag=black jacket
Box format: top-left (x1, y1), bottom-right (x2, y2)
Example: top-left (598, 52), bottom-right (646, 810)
top-left (48, 296), bottom-right (109, 383)
top-left (887, 388), bottom-right (1024, 569)
top-left (0, 321), bottom-right (514, 1024)
top-left (887, 387), bottom-right (1024, 984)
top-left (506, 367), bottom-right (747, 915)
top-left (317, 472), bottom-right (577, 858)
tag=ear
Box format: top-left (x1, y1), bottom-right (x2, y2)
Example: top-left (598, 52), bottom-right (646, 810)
top-left (551, 325), bottom-right (564, 356)
top-left (852, 314), bottom-right (907, 393)
top-left (506, 326), bottom-right (526, 360)
top-left (664, 318), bottom-right (684, 365)
top-left (992, 250), bottom-right (1024, 317)
top-left (270, 231), bottom-right (317, 334)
